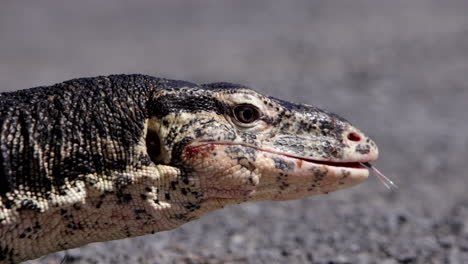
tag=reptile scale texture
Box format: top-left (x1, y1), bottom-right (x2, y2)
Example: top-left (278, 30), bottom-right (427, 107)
top-left (0, 74), bottom-right (378, 263)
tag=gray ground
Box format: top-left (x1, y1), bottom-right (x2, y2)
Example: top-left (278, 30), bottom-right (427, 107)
top-left (1, 1), bottom-right (467, 263)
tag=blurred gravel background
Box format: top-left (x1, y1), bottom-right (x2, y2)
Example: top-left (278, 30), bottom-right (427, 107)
top-left (1, 1), bottom-right (468, 263)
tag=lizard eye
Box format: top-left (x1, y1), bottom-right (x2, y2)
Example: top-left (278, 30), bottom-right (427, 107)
top-left (233, 104), bottom-right (260, 124)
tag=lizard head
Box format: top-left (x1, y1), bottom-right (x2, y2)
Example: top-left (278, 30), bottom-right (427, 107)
top-left (147, 81), bottom-right (378, 209)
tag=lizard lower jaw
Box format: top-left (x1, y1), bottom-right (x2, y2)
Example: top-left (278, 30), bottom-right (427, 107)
top-left (187, 141), bottom-right (372, 172)
top-left (255, 154), bottom-right (370, 202)
top-left (183, 142), bottom-right (369, 203)
top-left (285, 154), bottom-right (370, 179)
top-left (293, 158), bottom-right (366, 169)
top-left (288, 155), bottom-right (371, 183)
top-left (256, 147), bottom-right (373, 172)
top-left (186, 141), bottom-right (370, 179)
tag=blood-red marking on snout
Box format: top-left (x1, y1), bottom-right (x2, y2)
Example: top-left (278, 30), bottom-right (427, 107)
top-left (185, 144), bottom-right (215, 159)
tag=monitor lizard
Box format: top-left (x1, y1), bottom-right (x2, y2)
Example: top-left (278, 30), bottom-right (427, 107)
top-left (0, 74), bottom-right (378, 263)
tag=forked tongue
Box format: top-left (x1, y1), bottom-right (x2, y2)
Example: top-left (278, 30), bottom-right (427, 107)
top-left (361, 162), bottom-right (398, 190)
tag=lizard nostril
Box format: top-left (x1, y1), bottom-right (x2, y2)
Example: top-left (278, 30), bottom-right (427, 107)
top-left (347, 132), bottom-right (361, 142)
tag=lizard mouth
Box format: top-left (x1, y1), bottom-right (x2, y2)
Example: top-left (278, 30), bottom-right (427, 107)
top-left (259, 148), bottom-right (396, 189)
top-left (277, 153), bottom-right (366, 169)
top-left (187, 141), bottom-right (369, 170)
top-left (299, 159), bottom-right (364, 169)
top-left (261, 150), bottom-right (369, 171)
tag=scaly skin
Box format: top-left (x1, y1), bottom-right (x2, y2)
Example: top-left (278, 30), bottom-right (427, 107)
top-left (0, 74), bottom-right (378, 263)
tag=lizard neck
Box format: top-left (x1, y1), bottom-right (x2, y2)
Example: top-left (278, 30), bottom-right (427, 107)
top-left (0, 75), bottom-right (165, 262)
top-left (1, 163), bottom-right (200, 263)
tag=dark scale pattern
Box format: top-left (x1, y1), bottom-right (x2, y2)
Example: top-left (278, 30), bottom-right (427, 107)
top-left (271, 96), bottom-right (350, 124)
top-left (0, 74), bottom-right (157, 203)
top-left (273, 157), bottom-right (294, 172)
top-left (201, 82), bottom-right (247, 91)
top-left (148, 93), bottom-right (230, 119)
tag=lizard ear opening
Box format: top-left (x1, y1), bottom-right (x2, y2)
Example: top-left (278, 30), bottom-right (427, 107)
top-left (146, 128), bottom-right (161, 164)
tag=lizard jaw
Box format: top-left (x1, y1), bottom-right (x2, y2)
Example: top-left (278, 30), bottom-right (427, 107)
top-left (185, 141), bottom-right (372, 190)
top-left (187, 141), bottom-right (376, 171)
